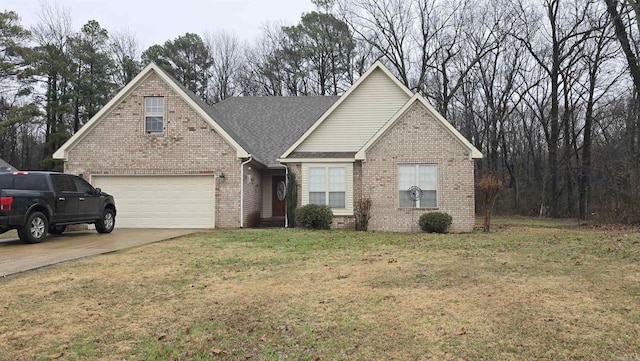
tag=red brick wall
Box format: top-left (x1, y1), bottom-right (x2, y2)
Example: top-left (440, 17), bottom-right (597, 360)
top-left (64, 72), bottom-right (251, 228)
top-left (361, 102), bottom-right (476, 232)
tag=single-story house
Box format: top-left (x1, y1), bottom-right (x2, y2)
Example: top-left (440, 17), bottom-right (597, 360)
top-left (0, 158), bottom-right (17, 173)
top-left (53, 61), bottom-right (482, 232)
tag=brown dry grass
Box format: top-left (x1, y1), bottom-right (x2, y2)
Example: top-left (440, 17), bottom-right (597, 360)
top-left (1, 224), bottom-right (639, 360)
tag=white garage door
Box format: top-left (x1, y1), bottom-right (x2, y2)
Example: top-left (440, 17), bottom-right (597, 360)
top-left (92, 175), bottom-right (216, 228)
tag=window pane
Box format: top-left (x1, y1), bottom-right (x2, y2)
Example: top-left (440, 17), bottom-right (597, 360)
top-left (309, 192), bottom-right (325, 205)
top-left (328, 167), bottom-right (345, 191)
top-left (329, 192), bottom-right (345, 208)
top-left (398, 165), bottom-right (415, 190)
top-left (145, 97), bottom-right (164, 116)
top-left (421, 190), bottom-right (437, 208)
top-left (72, 177), bottom-right (94, 194)
top-left (51, 174), bottom-right (74, 192)
top-left (145, 117), bottom-right (163, 133)
top-left (309, 168), bottom-right (325, 192)
top-left (419, 165), bottom-right (437, 190)
top-left (399, 191), bottom-right (416, 208)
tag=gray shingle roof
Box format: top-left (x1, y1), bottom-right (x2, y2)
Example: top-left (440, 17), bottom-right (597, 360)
top-left (162, 73), bottom-right (257, 161)
top-left (160, 68), bottom-right (339, 167)
top-left (212, 96), bottom-right (339, 167)
top-left (288, 152), bottom-right (357, 159)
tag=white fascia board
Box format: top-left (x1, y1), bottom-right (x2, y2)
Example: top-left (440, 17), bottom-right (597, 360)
top-left (53, 63), bottom-right (249, 160)
top-left (355, 94), bottom-right (483, 161)
top-left (53, 64), bottom-right (160, 160)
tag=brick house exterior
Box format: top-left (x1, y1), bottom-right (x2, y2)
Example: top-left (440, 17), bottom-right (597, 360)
top-left (54, 61), bottom-right (481, 232)
top-left (360, 102), bottom-right (476, 232)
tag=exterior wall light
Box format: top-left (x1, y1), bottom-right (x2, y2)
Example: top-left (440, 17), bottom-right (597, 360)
top-left (219, 173), bottom-right (225, 181)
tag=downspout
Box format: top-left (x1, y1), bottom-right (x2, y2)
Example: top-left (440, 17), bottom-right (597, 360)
top-left (240, 154), bottom-right (253, 228)
top-left (277, 160), bottom-right (288, 228)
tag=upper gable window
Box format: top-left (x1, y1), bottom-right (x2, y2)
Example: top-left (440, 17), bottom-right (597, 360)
top-left (144, 97), bottom-right (164, 134)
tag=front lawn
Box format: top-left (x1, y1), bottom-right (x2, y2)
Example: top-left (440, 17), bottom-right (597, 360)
top-left (1, 223), bottom-right (639, 360)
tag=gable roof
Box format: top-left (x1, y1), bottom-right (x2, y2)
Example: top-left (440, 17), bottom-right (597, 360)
top-left (53, 63), bottom-right (250, 162)
top-left (212, 96), bottom-right (338, 168)
top-left (54, 61), bottom-right (480, 168)
top-left (355, 94), bottom-right (483, 160)
top-left (0, 158), bottom-right (17, 173)
top-left (280, 61), bottom-right (414, 159)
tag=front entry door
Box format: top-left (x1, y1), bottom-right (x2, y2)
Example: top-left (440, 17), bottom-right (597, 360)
top-left (272, 175), bottom-right (286, 217)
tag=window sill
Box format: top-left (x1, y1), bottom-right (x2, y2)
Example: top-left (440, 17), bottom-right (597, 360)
top-left (399, 207), bottom-right (439, 210)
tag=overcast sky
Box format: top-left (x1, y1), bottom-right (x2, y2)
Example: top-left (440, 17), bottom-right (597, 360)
top-left (3, 0), bottom-right (317, 48)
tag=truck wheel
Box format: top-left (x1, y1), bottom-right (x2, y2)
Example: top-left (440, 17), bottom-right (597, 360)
top-left (18, 211), bottom-right (49, 244)
top-left (49, 225), bottom-right (66, 235)
top-left (95, 208), bottom-right (115, 234)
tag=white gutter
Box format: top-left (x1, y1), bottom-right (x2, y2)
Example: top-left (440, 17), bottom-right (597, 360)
top-left (239, 154), bottom-right (253, 228)
top-left (277, 160), bottom-right (289, 228)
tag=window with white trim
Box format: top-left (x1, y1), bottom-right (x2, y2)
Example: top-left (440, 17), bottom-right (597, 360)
top-left (144, 97), bottom-right (164, 134)
top-left (309, 166), bottom-right (346, 208)
top-left (398, 164), bottom-right (437, 208)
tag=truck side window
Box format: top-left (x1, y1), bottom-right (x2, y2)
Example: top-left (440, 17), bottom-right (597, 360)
top-left (71, 176), bottom-right (94, 194)
top-left (13, 174), bottom-right (48, 190)
top-left (51, 174), bottom-right (74, 192)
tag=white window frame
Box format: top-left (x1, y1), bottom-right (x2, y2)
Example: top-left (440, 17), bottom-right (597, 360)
top-left (144, 97), bottom-right (164, 134)
top-left (398, 164), bottom-right (438, 208)
top-left (308, 166), bottom-right (346, 209)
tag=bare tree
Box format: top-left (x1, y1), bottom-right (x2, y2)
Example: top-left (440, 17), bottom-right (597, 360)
top-left (511, 0), bottom-right (597, 217)
top-left (109, 28), bottom-right (142, 87)
top-left (204, 30), bottom-right (243, 103)
top-left (31, 1), bottom-right (74, 170)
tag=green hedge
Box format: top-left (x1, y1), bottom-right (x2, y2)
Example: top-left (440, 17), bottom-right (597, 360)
top-left (295, 204), bottom-right (333, 230)
top-left (418, 212), bottom-right (452, 233)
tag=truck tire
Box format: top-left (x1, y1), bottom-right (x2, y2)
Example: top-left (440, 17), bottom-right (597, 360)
top-left (95, 208), bottom-right (115, 234)
top-left (49, 225), bottom-right (66, 235)
top-left (18, 211), bottom-right (49, 244)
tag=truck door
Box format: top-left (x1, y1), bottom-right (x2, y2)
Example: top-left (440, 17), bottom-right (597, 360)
top-left (70, 176), bottom-right (101, 220)
top-left (51, 174), bottom-right (81, 223)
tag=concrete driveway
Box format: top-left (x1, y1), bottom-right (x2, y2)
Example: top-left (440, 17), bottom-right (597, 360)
top-left (0, 229), bottom-right (199, 277)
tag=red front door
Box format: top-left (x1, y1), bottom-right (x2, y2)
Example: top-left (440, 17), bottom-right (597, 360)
top-left (272, 175), bottom-right (286, 217)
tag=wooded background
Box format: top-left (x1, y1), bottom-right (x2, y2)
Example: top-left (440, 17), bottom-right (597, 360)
top-left (1, 0), bottom-right (639, 223)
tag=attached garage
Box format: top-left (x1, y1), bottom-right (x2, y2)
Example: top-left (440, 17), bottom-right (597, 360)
top-left (92, 175), bottom-right (216, 228)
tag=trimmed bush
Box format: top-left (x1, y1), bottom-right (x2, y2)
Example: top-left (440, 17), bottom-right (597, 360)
top-left (419, 212), bottom-right (452, 233)
top-left (295, 204), bottom-right (333, 230)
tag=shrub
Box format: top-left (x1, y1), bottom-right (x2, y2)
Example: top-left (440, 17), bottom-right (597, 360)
top-left (419, 212), bottom-right (452, 233)
top-left (286, 170), bottom-right (297, 228)
top-left (295, 204), bottom-right (333, 230)
top-left (477, 173), bottom-right (503, 232)
top-left (355, 198), bottom-right (372, 231)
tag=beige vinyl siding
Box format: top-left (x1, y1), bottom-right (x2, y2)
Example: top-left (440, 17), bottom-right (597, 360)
top-left (296, 68), bottom-right (411, 152)
top-left (301, 163), bottom-right (353, 216)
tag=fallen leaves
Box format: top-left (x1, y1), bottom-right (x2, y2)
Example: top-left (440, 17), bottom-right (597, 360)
top-left (210, 348), bottom-right (225, 355)
top-left (454, 327), bottom-right (466, 335)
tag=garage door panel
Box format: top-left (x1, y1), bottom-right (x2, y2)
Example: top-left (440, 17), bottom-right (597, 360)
top-left (92, 175), bottom-right (215, 228)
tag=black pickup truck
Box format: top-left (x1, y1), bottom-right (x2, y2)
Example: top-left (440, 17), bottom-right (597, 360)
top-left (0, 171), bottom-right (116, 244)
